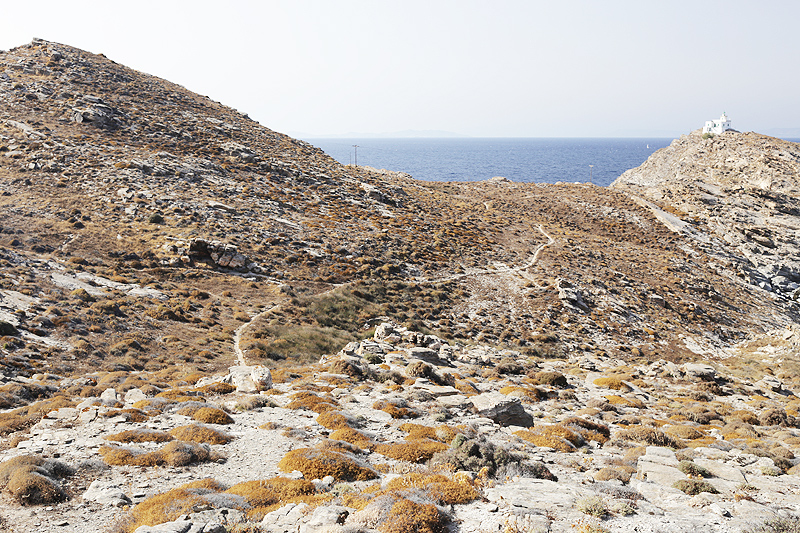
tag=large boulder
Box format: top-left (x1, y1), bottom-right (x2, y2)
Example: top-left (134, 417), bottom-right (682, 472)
top-left (470, 392), bottom-right (533, 427)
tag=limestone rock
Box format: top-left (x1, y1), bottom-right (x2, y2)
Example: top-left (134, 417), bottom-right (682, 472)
top-left (470, 391), bottom-right (533, 427)
top-left (83, 480), bottom-right (131, 507)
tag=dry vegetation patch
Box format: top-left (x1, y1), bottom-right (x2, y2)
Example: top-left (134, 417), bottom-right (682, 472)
top-left (99, 441), bottom-right (224, 467)
top-left (168, 424), bottom-right (233, 445)
top-left (278, 448), bottom-right (377, 481)
top-left (0, 455), bottom-right (73, 505)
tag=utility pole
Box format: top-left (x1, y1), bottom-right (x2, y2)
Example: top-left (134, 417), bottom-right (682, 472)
top-left (352, 145), bottom-right (359, 167)
top-left (589, 164), bottom-right (594, 185)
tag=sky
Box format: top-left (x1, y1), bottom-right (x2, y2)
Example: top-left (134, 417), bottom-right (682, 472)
top-left (1, 0), bottom-right (798, 138)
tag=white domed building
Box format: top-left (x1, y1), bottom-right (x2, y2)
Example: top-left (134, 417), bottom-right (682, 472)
top-left (703, 112), bottom-right (732, 134)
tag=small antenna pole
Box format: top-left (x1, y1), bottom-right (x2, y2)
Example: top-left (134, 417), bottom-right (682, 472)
top-left (352, 145), bottom-right (359, 167)
top-left (589, 164), bottom-right (594, 185)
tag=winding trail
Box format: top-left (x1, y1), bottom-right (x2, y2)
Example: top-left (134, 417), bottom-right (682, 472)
top-left (233, 303), bottom-right (283, 366)
top-left (420, 224), bottom-right (555, 284)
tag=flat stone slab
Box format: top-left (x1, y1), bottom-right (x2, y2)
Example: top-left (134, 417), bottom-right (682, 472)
top-left (484, 479), bottom-right (579, 513)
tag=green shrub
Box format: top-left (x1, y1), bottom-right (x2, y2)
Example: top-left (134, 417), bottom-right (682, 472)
top-left (673, 479), bottom-right (719, 495)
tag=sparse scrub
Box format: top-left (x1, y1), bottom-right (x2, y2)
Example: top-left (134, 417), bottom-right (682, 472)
top-left (169, 424), bottom-right (233, 445)
top-left (278, 448), bottom-right (377, 481)
top-left (99, 441), bottom-right (224, 467)
top-left (616, 427), bottom-right (685, 449)
top-left (0, 455), bottom-right (74, 505)
top-left (576, 495), bottom-right (607, 517)
top-left (673, 479), bottom-right (719, 495)
top-left (678, 460), bottom-right (712, 478)
top-left (378, 498), bottom-right (446, 533)
top-left (374, 439), bottom-right (448, 463)
top-left (106, 429), bottom-right (174, 443)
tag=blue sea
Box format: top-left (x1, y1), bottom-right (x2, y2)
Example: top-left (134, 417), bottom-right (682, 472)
top-left (306, 138), bottom-right (676, 187)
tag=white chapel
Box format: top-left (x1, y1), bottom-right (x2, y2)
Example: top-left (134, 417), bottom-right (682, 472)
top-left (703, 112), bottom-right (732, 134)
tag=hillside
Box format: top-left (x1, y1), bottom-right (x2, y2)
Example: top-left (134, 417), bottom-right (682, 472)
top-left (0, 39), bottom-right (799, 532)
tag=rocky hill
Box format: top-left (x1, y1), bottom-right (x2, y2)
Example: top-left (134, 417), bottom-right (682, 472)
top-left (613, 130), bottom-right (800, 299)
top-left (0, 39), bottom-right (799, 533)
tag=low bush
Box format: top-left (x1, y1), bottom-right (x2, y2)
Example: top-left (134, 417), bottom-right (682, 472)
top-left (576, 495), bottom-right (607, 517)
top-left (742, 514), bottom-right (800, 533)
top-left (197, 382), bottom-right (237, 395)
top-left (528, 371), bottom-right (568, 388)
top-left (378, 498), bottom-right (446, 533)
top-left (181, 406), bottom-right (234, 425)
top-left (374, 439), bottom-right (448, 463)
top-left (99, 441), bottom-right (224, 467)
top-left (329, 428), bottom-right (374, 449)
top-left (286, 391), bottom-right (339, 413)
top-left (431, 434), bottom-right (555, 480)
top-left (277, 448), bottom-right (377, 481)
top-left (678, 460), bottom-right (712, 478)
top-left (169, 424), bottom-right (233, 445)
top-left (0, 455), bottom-right (74, 505)
top-left (106, 429), bottom-right (174, 443)
top-left (385, 473), bottom-right (479, 505)
top-left (373, 399), bottom-right (419, 419)
top-left (673, 479), bottom-right (719, 495)
top-left (225, 477), bottom-right (320, 520)
top-left (593, 465), bottom-right (635, 483)
top-left (316, 410), bottom-right (353, 430)
top-left (616, 427), bottom-right (685, 449)
top-left (593, 377), bottom-right (629, 390)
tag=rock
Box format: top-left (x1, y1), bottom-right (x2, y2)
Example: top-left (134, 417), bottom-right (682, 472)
top-left (373, 322), bottom-right (395, 341)
top-left (299, 505), bottom-right (349, 532)
top-left (681, 363), bottom-right (716, 381)
top-left (470, 391), bottom-right (533, 427)
top-left (100, 388), bottom-right (118, 405)
top-left (83, 480), bottom-right (131, 507)
top-left (124, 387), bottom-right (147, 404)
top-left (261, 503), bottom-right (310, 532)
top-left (250, 366), bottom-right (272, 391)
top-left (224, 365), bottom-right (257, 393)
top-left (756, 375), bottom-right (783, 392)
top-left (133, 521), bottom-right (225, 533)
top-left (484, 479), bottom-right (576, 513)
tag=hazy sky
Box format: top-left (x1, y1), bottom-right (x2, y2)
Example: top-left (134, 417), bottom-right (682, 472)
top-left (2, 1), bottom-right (798, 138)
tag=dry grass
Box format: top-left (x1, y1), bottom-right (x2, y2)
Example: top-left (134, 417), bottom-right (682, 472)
top-left (278, 448), bottom-right (377, 481)
top-left (615, 427), bottom-right (686, 449)
top-left (378, 498), bottom-right (446, 533)
top-left (168, 424), bottom-right (233, 445)
top-left (374, 439), bottom-right (449, 463)
top-left (385, 473), bottom-right (479, 505)
top-left (330, 428), bottom-right (374, 449)
top-left (99, 441), bottom-right (224, 467)
top-left (106, 429), bottom-right (174, 443)
top-left (316, 410), bottom-right (353, 430)
top-left (0, 455), bottom-right (73, 505)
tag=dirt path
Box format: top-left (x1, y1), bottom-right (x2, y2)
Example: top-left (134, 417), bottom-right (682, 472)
top-left (233, 303), bottom-right (282, 366)
top-left (420, 224), bottom-right (555, 284)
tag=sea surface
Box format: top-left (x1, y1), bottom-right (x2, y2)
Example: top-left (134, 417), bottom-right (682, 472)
top-left (305, 138), bottom-right (676, 187)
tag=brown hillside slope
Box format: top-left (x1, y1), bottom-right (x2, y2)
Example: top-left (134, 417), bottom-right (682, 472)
top-left (0, 39), bottom-right (795, 381)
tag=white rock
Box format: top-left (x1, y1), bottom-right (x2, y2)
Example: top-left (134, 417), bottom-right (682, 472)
top-left (100, 388), bottom-right (118, 405)
top-left (124, 387), bottom-right (147, 404)
top-left (83, 480), bottom-right (131, 507)
top-left (251, 365), bottom-right (272, 391)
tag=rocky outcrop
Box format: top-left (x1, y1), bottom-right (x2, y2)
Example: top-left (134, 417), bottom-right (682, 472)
top-left (613, 130), bottom-right (800, 299)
